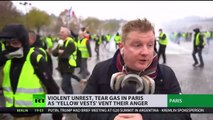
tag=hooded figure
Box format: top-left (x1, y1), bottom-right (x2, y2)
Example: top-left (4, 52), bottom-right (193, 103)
top-left (192, 28), bottom-right (204, 67)
top-left (0, 23), bottom-right (63, 120)
top-left (0, 24), bottom-right (29, 58)
top-left (193, 28), bottom-right (200, 33)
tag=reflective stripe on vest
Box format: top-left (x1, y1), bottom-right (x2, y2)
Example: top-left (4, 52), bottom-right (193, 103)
top-left (65, 37), bottom-right (77, 67)
top-left (2, 48), bottom-right (45, 107)
top-left (31, 47), bottom-right (48, 62)
top-left (4, 87), bottom-right (43, 94)
top-left (5, 96), bottom-right (35, 107)
top-left (1, 42), bottom-right (5, 51)
top-left (159, 32), bottom-right (168, 45)
top-left (78, 38), bottom-right (89, 58)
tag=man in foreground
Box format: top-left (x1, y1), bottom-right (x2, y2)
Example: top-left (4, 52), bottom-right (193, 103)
top-left (77, 18), bottom-right (191, 120)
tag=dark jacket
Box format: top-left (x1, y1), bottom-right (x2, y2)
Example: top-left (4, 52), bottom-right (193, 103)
top-left (77, 50), bottom-right (191, 120)
top-left (86, 39), bottom-right (92, 58)
top-left (31, 36), bottom-right (53, 75)
top-left (52, 38), bottom-right (76, 73)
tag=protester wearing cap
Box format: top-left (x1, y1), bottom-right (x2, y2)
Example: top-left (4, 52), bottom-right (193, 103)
top-left (192, 28), bottom-right (205, 67)
top-left (0, 23), bottom-right (62, 120)
top-left (157, 28), bottom-right (168, 64)
top-left (77, 28), bottom-right (92, 79)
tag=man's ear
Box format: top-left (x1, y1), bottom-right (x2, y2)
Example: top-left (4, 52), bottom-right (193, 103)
top-left (119, 43), bottom-right (124, 55)
top-left (120, 48), bottom-right (124, 55)
top-left (119, 42), bottom-right (124, 49)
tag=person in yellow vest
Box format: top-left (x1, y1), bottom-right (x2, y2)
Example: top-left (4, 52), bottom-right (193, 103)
top-left (28, 30), bottom-right (53, 75)
top-left (78, 31), bottom-right (92, 79)
top-left (114, 32), bottom-right (121, 49)
top-left (106, 34), bottom-right (111, 43)
top-left (46, 34), bottom-right (53, 55)
top-left (157, 28), bottom-right (168, 64)
top-left (40, 35), bottom-right (48, 50)
top-left (52, 27), bottom-right (85, 94)
top-left (0, 24), bottom-right (62, 120)
top-left (192, 28), bottom-right (205, 67)
top-left (0, 41), bottom-right (6, 92)
top-left (204, 31), bottom-right (211, 45)
top-left (182, 32), bottom-right (187, 41)
top-left (105, 34), bottom-right (111, 49)
top-left (94, 35), bottom-right (102, 60)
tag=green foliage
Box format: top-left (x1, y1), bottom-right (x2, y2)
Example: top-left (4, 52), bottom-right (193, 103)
top-left (26, 7), bottom-right (52, 33)
top-left (81, 17), bottom-right (120, 35)
top-left (81, 17), bottom-right (101, 34)
top-left (102, 19), bottom-right (120, 34)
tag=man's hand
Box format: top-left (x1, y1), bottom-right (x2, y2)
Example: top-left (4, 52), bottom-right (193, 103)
top-left (114, 113), bottom-right (143, 120)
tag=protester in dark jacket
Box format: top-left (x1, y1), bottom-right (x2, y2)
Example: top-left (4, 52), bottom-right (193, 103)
top-left (52, 27), bottom-right (76, 94)
top-left (52, 27), bottom-right (86, 94)
top-left (28, 30), bottom-right (53, 75)
top-left (192, 28), bottom-right (205, 67)
top-left (0, 24), bottom-right (62, 120)
top-left (78, 18), bottom-right (191, 120)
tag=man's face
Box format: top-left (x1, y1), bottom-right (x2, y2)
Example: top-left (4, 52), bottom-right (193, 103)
top-left (7, 39), bottom-right (22, 48)
top-left (59, 30), bottom-right (67, 40)
top-left (121, 30), bottom-right (155, 71)
top-left (28, 33), bottom-right (35, 45)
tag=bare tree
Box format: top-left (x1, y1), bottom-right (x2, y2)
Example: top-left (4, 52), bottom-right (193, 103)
top-left (0, 1), bottom-right (22, 29)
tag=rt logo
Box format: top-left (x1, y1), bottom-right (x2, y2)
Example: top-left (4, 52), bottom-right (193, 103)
top-left (35, 98), bottom-right (45, 103)
top-left (33, 94), bottom-right (46, 107)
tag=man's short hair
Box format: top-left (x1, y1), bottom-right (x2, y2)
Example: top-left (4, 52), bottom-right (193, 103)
top-left (60, 27), bottom-right (71, 35)
top-left (121, 18), bottom-right (155, 43)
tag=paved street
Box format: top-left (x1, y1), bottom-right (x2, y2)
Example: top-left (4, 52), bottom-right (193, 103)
top-left (39, 39), bottom-right (213, 120)
top-left (1, 39), bottom-right (213, 120)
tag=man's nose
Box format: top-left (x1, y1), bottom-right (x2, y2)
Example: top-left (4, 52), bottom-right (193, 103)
top-left (140, 46), bottom-right (149, 55)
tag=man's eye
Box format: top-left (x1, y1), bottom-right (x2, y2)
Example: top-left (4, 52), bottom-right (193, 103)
top-left (133, 43), bottom-right (141, 47)
top-left (148, 44), bottom-right (153, 47)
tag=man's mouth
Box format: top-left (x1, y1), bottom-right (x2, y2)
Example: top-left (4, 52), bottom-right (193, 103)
top-left (139, 59), bottom-right (147, 64)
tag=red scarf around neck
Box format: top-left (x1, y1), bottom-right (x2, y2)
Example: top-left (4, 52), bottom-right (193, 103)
top-left (116, 52), bottom-right (158, 79)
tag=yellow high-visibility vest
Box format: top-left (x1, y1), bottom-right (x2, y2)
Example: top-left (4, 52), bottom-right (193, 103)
top-left (3, 48), bottom-right (45, 107)
top-left (78, 38), bottom-right (89, 58)
top-left (195, 33), bottom-right (205, 46)
top-left (114, 35), bottom-right (121, 44)
top-left (65, 37), bottom-right (77, 67)
top-left (159, 32), bottom-right (168, 45)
